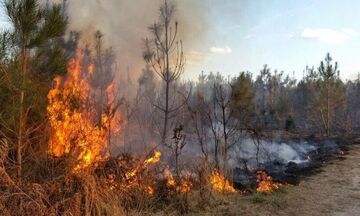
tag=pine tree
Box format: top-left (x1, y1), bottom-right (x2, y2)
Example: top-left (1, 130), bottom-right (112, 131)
top-left (4, 0), bottom-right (67, 180)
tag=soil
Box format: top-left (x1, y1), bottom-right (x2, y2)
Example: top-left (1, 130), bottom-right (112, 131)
top-left (189, 143), bottom-right (360, 216)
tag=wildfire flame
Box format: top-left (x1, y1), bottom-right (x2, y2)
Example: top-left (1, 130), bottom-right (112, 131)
top-left (210, 170), bottom-right (236, 193)
top-left (144, 151), bottom-right (161, 165)
top-left (164, 168), bottom-right (192, 193)
top-left (47, 51), bottom-right (121, 173)
top-left (118, 151), bottom-right (162, 194)
top-left (256, 170), bottom-right (281, 193)
top-left (125, 151), bottom-right (161, 178)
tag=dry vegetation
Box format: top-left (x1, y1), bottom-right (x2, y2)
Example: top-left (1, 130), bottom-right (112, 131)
top-left (1, 1), bottom-right (360, 215)
top-left (187, 143), bottom-right (360, 216)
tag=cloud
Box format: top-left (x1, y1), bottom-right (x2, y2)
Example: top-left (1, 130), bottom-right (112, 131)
top-left (301, 28), bottom-right (357, 44)
top-left (186, 50), bottom-right (208, 65)
top-left (210, 46), bottom-right (232, 54)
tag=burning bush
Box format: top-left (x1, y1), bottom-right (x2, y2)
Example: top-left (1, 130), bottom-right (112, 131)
top-left (210, 170), bottom-right (236, 193)
top-left (47, 51), bottom-right (121, 173)
top-left (256, 171), bottom-right (282, 193)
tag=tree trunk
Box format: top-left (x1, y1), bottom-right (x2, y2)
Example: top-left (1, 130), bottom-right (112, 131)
top-left (214, 139), bottom-right (219, 169)
top-left (326, 81), bottom-right (330, 137)
top-left (162, 80), bottom-right (169, 145)
top-left (221, 105), bottom-right (228, 175)
top-left (17, 46), bottom-right (28, 181)
top-left (161, 14), bottom-right (170, 146)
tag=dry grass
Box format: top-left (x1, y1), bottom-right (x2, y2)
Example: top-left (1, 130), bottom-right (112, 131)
top-left (1, 139), bottom-right (359, 215)
top-left (188, 144), bottom-right (360, 216)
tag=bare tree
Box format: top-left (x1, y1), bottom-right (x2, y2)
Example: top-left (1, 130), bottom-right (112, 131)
top-left (189, 73), bottom-right (242, 173)
top-left (213, 79), bottom-right (243, 174)
top-left (144, 0), bottom-right (185, 145)
top-left (171, 125), bottom-right (186, 177)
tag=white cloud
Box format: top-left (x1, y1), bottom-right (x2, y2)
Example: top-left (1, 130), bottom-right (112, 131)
top-left (301, 28), bottom-right (357, 44)
top-left (210, 46), bottom-right (232, 54)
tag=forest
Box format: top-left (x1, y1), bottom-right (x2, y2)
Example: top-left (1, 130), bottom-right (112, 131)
top-left (0, 0), bottom-right (359, 215)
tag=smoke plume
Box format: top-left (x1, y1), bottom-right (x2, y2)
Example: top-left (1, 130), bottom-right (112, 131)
top-left (50, 0), bottom-right (210, 82)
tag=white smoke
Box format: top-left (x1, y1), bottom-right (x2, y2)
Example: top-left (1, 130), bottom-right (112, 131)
top-left (229, 139), bottom-right (319, 169)
top-left (48, 0), bottom-right (211, 81)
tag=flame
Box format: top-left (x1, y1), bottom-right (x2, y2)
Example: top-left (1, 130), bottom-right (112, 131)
top-left (47, 50), bottom-right (121, 173)
top-left (210, 170), bottom-right (235, 193)
top-left (144, 151), bottom-right (161, 165)
top-left (146, 186), bottom-right (155, 195)
top-left (117, 151), bottom-right (162, 194)
top-left (164, 168), bottom-right (192, 193)
top-left (256, 171), bottom-right (281, 193)
top-left (102, 80), bottom-right (122, 134)
top-left (166, 175), bottom-right (176, 187)
top-left (177, 180), bottom-right (192, 193)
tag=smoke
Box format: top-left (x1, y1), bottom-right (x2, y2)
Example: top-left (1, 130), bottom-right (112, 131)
top-left (49, 0), bottom-right (211, 82)
top-left (229, 139), bottom-right (322, 169)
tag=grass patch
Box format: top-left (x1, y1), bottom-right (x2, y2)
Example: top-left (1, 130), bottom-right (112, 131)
top-left (248, 187), bottom-right (288, 209)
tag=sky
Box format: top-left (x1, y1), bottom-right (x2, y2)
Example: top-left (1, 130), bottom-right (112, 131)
top-left (185, 0), bottom-right (360, 81)
top-left (0, 0), bottom-right (360, 81)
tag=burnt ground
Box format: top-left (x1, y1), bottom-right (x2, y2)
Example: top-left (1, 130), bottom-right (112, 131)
top-left (188, 143), bottom-right (360, 216)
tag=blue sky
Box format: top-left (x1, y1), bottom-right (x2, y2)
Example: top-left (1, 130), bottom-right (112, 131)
top-left (186, 0), bottom-right (360, 81)
top-left (1, 0), bottom-right (359, 81)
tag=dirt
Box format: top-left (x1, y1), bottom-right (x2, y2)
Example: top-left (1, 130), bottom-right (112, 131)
top-left (190, 144), bottom-right (360, 216)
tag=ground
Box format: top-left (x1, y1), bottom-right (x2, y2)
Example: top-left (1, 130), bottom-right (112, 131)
top-left (188, 144), bottom-right (360, 216)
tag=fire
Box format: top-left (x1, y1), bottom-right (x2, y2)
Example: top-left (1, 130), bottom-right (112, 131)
top-left (124, 151), bottom-right (161, 179)
top-left (47, 51), bottom-right (121, 173)
top-left (166, 175), bottom-right (176, 187)
top-left (146, 186), bottom-right (155, 195)
top-left (164, 168), bottom-right (192, 193)
top-left (144, 151), bottom-right (161, 165)
top-left (256, 170), bottom-right (281, 193)
top-left (102, 81), bottom-right (122, 134)
top-left (210, 170), bottom-right (236, 193)
top-left (118, 151), bottom-right (162, 194)
top-left (177, 180), bottom-right (192, 193)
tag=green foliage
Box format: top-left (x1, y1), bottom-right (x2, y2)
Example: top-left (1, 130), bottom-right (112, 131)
top-left (318, 53), bottom-right (338, 81)
top-left (285, 115), bottom-right (296, 131)
top-left (5, 0), bottom-right (67, 48)
top-left (0, 0), bottom-right (69, 163)
top-left (308, 53), bottom-right (346, 136)
top-left (231, 72), bottom-right (255, 126)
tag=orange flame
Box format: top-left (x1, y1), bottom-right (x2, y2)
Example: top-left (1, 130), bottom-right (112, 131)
top-left (47, 51), bottom-right (121, 173)
top-left (177, 180), bottom-right (192, 193)
top-left (124, 151), bottom-right (161, 179)
top-left (256, 171), bottom-right (281, 193)
top-left (118, 151), bottom-right (162, 194)
top-left (166, 175), bottom-right (176, 187)
top-left (164, 168), bottom-right (192, 193)
top-left (210, 170), bottom-right (235, 193)
top-left (144, 151), bottom-right (161, 165)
